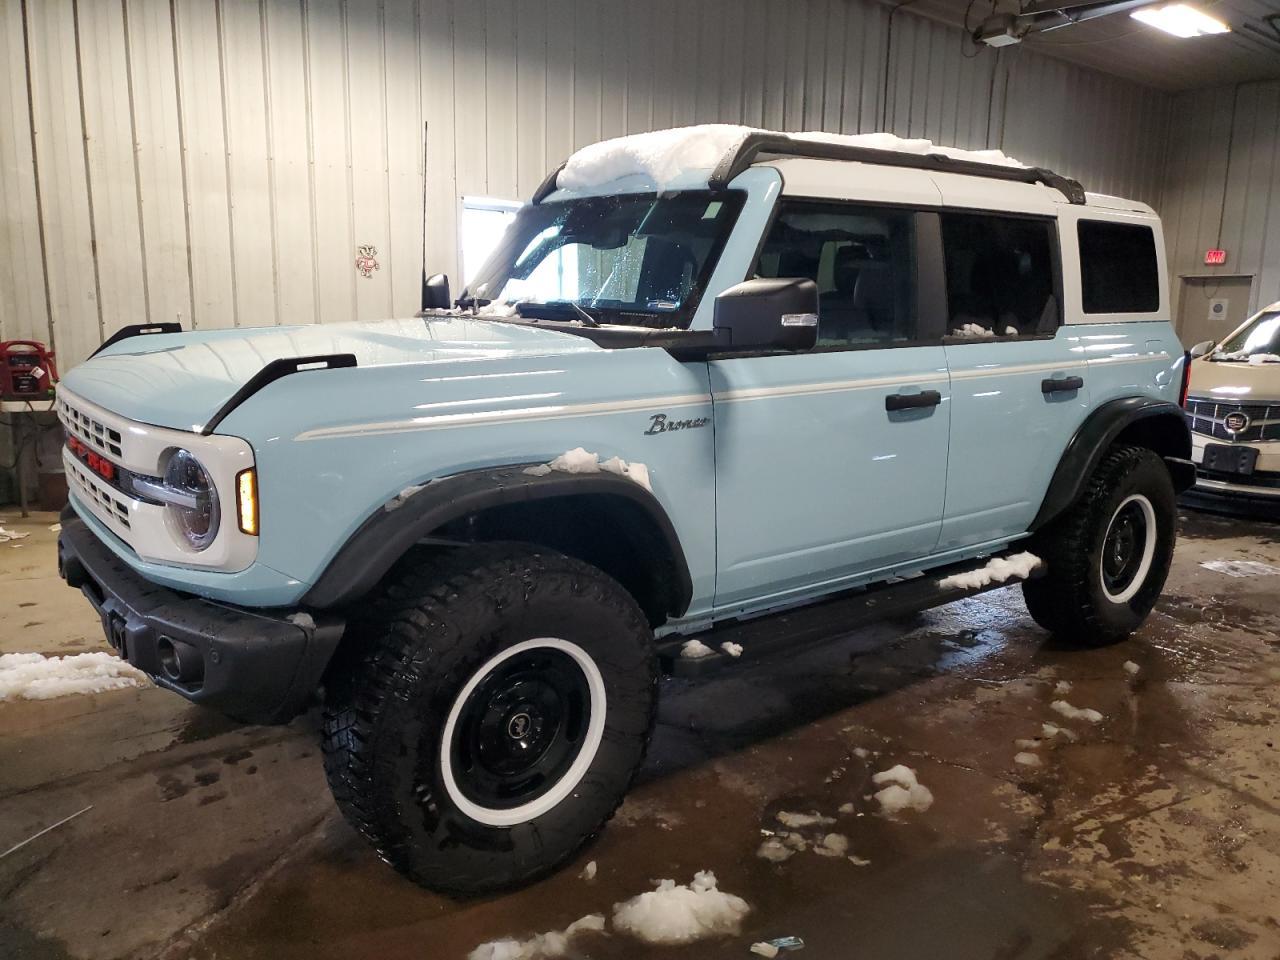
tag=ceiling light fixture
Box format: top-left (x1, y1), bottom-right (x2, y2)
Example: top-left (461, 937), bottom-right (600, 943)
top-left (1130, 3), bottom-right (1231, 37)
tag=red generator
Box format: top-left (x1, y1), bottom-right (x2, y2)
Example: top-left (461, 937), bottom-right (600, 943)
top-left (0, 340), bottom-right (58, 400)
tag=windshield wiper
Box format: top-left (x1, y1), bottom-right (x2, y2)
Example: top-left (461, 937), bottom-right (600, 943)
top-left (568, 301), bottom-right (601, 328)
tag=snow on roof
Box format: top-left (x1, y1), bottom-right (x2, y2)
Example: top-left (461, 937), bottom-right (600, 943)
top-left (555, 124), bottom-right (1027, 192)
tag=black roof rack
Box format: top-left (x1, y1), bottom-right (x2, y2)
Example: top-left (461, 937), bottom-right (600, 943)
top-left (533, 131), bottom-right (1087, 205)
top-left (709, 132), bottom-right (1086, 204)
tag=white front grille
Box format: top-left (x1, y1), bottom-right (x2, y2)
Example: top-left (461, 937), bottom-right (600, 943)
top-left (65, 451), bottom-right (133, 533)
top-left (58, 395), bottom-right (125, 460)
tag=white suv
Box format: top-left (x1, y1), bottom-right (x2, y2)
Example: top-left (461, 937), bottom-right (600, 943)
top-left (1185, 302), bottom-right (1280, 503)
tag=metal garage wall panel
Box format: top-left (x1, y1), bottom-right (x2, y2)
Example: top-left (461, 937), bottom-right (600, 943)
top-left (25, 0), bottom-right (101, 365)
top-left (1162, 81), bottom-right (1280, 318)
top-left (305, 0), bottom-right (356, 323)
top-left (221, 0), bottom-right (279, 328)
top-left (384, 0), bottom-right (424, 318)
top-left (173, 0), bottom-right (236, 330)
top-left (450, 0), bottom-right (486, 196)
top-left (1002, 53), bottom-right (1169, 207)
top-left (346, 1), bottom-right (393, 320)
top-left (420, 0), bottom-right (458, 282)
top-left (485, 0), bottom-right (519, 198)
top-left (0, 0), bottom-right (49, 345)
top-left (262, 0), bottom-right (319, 327)
top-left (122, 0), bottom-right (192, 338)
top-left (74, 1), bottom-right (147, 337)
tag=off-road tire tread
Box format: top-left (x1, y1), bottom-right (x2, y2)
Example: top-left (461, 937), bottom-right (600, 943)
top-left (321, 543), bottom-right (657, 894)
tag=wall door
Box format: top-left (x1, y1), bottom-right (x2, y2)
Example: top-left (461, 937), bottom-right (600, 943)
top-left (1177, 276), bottom-right (1254, 346)
top-left (710, 202), bottom-right (951, 610)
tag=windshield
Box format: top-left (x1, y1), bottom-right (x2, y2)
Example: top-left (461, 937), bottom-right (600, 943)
top-left (1214, 311), bottom-right (1280, 363)
top-left (462, 191), bottom-right (744, 329)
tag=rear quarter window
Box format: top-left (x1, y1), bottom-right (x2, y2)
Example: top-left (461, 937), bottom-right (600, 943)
top-left (1077, 220), bottom-right (1159, 314)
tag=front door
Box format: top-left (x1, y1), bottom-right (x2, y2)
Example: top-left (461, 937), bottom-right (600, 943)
top-left (710, 201), bottom-right (950, 610)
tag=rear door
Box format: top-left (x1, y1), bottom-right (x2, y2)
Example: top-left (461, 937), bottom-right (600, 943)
top-left (709, 200), bottom-right (951, 610)
top-left (937, 210), bottom-right (1090, 551)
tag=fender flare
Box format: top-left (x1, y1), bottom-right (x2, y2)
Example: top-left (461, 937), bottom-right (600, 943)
top-left (301, 463), bottom-right (693, 614)
top-left (1030, 396), bottom-right (1193, 532)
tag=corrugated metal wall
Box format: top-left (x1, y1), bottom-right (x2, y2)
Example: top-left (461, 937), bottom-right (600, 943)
top-left (1161, 80), bottom-right (1280, 320)
top-left (1, 0), bottom-right (1173, 369)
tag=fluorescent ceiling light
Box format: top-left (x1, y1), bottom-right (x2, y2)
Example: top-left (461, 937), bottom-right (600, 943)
top-left (1130, 4), bottom-right (1231, 37)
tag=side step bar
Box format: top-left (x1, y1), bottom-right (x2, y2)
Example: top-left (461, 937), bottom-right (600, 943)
top-left (657, 552), bottom-right (1043, 678)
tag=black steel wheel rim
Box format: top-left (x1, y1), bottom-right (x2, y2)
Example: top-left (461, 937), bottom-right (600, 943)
top-left (1103, 500), bottom-right (1147, 596)
top-left (449, 647), bottom-right (591, 810)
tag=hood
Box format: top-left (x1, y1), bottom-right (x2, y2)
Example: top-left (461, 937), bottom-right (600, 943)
top-left (1188, 354), bottom-right (1280, 405)
top-left (61, 315), bottom-right (599, 431)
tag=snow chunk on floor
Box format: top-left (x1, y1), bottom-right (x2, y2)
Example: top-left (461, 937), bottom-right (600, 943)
top-left (611, 870), bottom-right (750, 946)
top-left (1054, 680), bottom-right (1072, 694)
top-left (1051, 700), bottom-right (1103, 723)
top-left (720, 641), bottom-right (743, 658)
top-left (0, 525), bottom-right (30, 543)
top-left (871, 765), bottom-right (934, 815)
top-left (1041, 722), bottom-right (1076, 741)
top-left (938, 552), bottom-right (1041, 590)
top-left (523, 447), bottom-right (652, 492)
top-left (757, 837), bottom-right (795, 862)
top-left (580, 860), bottom-right (597, 882)
top-left (1123, 660), bottom-right (1141, 676)
top-left (814, 833), bottom-right (848, 857)
top-left (750, 943), bottom-right (780, 959)
top-left (776, 811), bottom-right (834, 829)
top-left (468, 914), bottom-right (605, 960)
top-left (1014, 738), bottom-right (1041, 750)
top-left (1014, 752), bottom-right (1041, 767)
top-left (1200, 559), bottom-right (1280, 578)
top-left (680, 639), bottom-right (716, 660)
top-left (0, 653), bottom-right (149, 701)
top-left (555, 125), bottom-right (1026, 192)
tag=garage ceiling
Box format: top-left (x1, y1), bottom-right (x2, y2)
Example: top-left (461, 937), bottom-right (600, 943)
top-left (903, 0), bottom-right (1280, 90)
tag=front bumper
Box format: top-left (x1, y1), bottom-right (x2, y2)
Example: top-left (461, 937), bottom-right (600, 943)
top-left (57, 518), bottom-right (343, 724)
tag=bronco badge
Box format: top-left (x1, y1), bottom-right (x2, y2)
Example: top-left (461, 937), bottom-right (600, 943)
top-left (645, 413), bottom-right (710, 435)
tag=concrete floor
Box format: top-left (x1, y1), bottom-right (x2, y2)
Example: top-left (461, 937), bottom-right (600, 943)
top-left (3, 506), bottom-right (1280, 960)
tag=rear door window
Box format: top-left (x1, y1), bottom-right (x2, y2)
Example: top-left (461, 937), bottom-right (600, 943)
top-left (940, 214), bottom-right (1060, 339)
top-left (1077, 220), bottom-right (1159, 314)
top-left (755, 201), bottom-right (917, 348)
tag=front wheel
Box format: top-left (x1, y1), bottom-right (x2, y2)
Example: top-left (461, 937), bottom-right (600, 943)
top-left (1022, 445), bottom-right (1176, 646)
top-left (322, 543), bottom-right (657, 895)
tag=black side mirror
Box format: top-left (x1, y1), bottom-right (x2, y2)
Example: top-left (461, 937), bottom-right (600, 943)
top-left (1189, 339), bottom-right (1215, 359)
top-left (713, 277), bottom-right (819, 351)
top-left (421, 273), bottom-right (450, 311)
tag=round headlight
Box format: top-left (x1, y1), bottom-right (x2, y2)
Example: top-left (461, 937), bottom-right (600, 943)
top-left (164, 449), bottom-right (220, 551)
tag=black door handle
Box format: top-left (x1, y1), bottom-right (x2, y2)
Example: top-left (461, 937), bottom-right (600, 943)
top-left (885, 390), bottom-right (942, 412)
top-left (1041, 375), bottom-right (1084, 394)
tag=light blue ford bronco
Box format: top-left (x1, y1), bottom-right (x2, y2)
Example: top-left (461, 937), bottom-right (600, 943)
top-left (56, 128), bottom-right (1194, 893)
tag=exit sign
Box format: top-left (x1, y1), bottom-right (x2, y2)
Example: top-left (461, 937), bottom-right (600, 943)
top-left (1205, 248), bottom-right (1228, 265)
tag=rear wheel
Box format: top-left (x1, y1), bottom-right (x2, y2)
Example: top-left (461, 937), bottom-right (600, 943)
top-left (1023, 445), bottom-right (1176, 646)
top-left (322, 543), bottom-right (657, 894)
